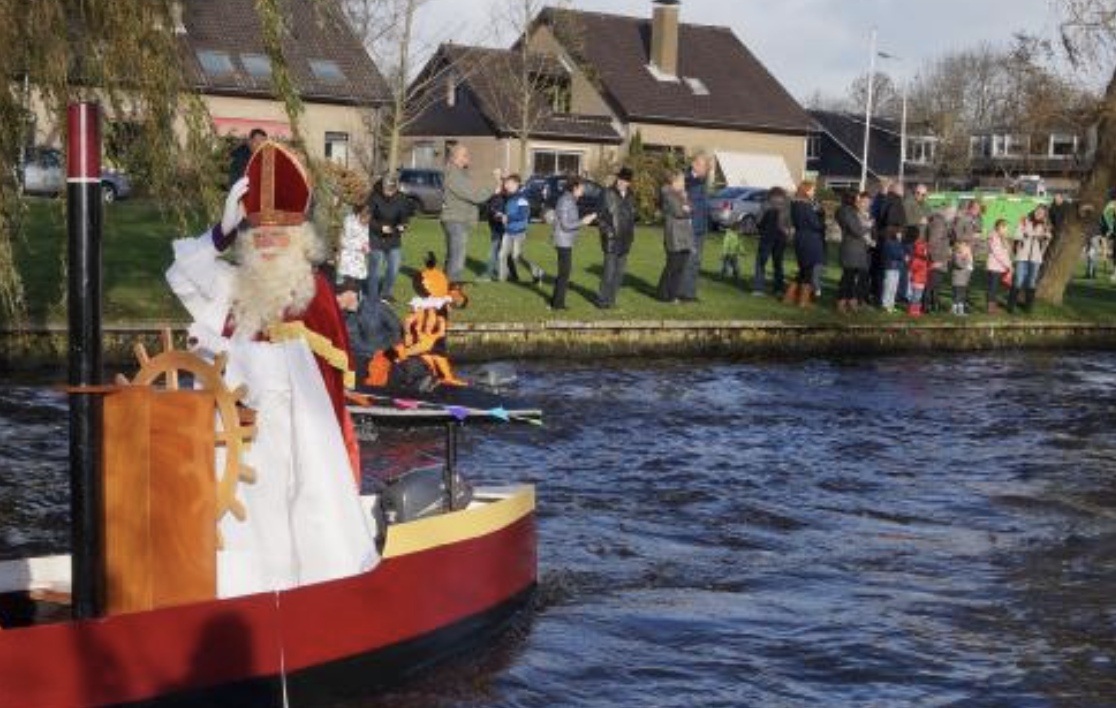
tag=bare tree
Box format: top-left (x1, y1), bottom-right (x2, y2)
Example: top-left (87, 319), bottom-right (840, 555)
top-left (342, 0), bottom-right (472, 173)
top-left (846, 71), bottom-right (904, 121)
top-left (1036, 0), bottom-right (1116, 303)
top-left (479, 0), bottom-right (577, 174)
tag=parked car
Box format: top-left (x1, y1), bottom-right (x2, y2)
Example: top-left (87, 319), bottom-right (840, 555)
top-left (397, 168), bottom-right (444, 215)
top-left (20, 147), bottom-right (132, 203)
top-left (525, 175), bottom-right (604, 220)
top-left (709, 187), bottom-right (768, 233)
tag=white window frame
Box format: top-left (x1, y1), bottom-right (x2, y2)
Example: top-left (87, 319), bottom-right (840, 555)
top-left (806, 134), bottom-right (821, 161)
top-left (531, 147), bottom-right (585, 177)
top-left (324, 131), bottom-right (350, 167)
top-left (1048, 133), bottom-right (1078, 159)
top-left (905, 137), bottom-right (936, 165)
top-left (992, 134), bottom-right (1028, 159)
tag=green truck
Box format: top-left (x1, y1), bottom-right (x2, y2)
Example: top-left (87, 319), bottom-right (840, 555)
top-left (926, 192), bottom-right (1049, 229)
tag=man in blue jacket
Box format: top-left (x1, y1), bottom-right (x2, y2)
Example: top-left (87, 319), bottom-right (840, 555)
top-left (679, 153), bottom-right (711, 302)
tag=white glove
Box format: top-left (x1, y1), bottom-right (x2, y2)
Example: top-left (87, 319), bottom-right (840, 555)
top-left (221, 177), bottom-right (250, 235)
top-left (186, 322), bottom-right (230, 360)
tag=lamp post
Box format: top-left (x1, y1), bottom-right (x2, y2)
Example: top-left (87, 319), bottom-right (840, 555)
top-left (860, 30), bottom-right (904, 192)
top-left (859, 28), bottom-right (878, 192)
top-left (899, 87), bottom-right (909, 185)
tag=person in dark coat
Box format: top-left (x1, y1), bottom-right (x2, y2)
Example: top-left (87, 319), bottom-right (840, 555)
top-left (753, 187), bottom-right (792, 297)
top-left (876, 183), bottom-right (908, 302)
top-left (836, 191), bottom-right (874, 313)
top-left (596, 167), bottom-right (637, 309)
top-left (787, 181), bottom-right (826, 307)
top-left (228, 128), bottom-right (268, 188)
top-left (657, 172), bottom-right (694, 303)
top-left (336, 278), bottom-right (403, 380)
top-left (367, 175), bottom-right (412, 302)
top-left (678, 154), bottom-right (711, 302)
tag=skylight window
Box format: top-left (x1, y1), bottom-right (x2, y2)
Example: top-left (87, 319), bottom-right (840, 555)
top-left (241, 53), bottom-right (272, 79)
top-left (196, 49), bottom-right (235, 77)
top-left (684, 77), bottom-right (710, 96)
top-left (309, 59), bottom-right (346, 84)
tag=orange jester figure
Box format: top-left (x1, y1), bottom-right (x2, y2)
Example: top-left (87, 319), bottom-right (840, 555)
top-left (366, 253), bottom-right (469, 389)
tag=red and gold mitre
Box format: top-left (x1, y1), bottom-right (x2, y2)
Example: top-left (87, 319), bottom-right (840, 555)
top-left (243, 141), bottom-right (312, 227)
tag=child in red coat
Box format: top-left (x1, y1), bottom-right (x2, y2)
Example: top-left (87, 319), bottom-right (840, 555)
top-left (908, 235), bottom-right (930, 317)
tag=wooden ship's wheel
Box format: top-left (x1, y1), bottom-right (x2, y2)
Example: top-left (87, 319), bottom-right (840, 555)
top-left (115, 329), bottom-right (257, 547)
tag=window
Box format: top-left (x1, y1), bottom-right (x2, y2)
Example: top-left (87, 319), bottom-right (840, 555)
top-left (324, 131), bottom-right (349, 166)
top-left (992, 134), bottom-right (1027, 158)
top-left (241, 53), bottom-right (272, 79)
top-left (309, 59), bottom-right (346, 84)
top-left (806, 134), bottom-right (821, 161)
top-left (683, 77), bottom-right (709, 97)
top-left (538, 76), bottom-right (572, 114)
top-left (1049, 133), bottom-right (1078, 159)
top-left (532, 149), bottom-right (583, 176)
top-left (446, 77), bottom-right (457, 108)
top-left (905, 137), bottom-right (937, 165)
top-left (196, 49), bottom-right (235, 77)
top-left (411, 141), bottom-right (438, 168)
top-left (970, 135), bottom-right (992, 159)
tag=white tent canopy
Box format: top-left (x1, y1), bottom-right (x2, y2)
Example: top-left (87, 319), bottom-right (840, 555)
top-left (714, 151), bottom-right (795, 190)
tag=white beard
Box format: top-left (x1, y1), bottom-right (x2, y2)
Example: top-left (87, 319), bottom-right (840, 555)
top-left (230, 230), bottom-right (317, 340)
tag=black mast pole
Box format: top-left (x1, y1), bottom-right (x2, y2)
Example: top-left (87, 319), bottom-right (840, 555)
top-left (67, 102), bottom-right (104, 620)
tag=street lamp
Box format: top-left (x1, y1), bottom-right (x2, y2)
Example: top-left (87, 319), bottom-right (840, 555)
top-left (859, 29), bottom-right (902, 192)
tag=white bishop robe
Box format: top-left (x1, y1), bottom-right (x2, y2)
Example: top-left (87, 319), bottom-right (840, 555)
top-left (166, 230), bottom-right (378, 598)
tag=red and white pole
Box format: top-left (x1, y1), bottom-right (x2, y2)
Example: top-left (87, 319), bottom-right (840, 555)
top-left (67, 102), bottom-right (103, 620)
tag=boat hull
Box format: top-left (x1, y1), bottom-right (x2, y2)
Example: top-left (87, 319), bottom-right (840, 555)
top-left (0, 487), bottom-right (536, 708)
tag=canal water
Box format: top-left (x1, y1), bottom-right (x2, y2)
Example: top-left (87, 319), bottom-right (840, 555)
top-left (2, 352), bottom-right (1116, 707)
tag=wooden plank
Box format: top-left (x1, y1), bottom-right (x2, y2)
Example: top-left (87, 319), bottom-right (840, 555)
top-left (102, 387), bottom-right (153, 615)
top-left (150, 391), bottom-right (217, 607)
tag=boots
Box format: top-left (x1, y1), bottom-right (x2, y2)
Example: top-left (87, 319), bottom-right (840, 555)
top-left (1024, 288), bottom-right (1036, 313)
top-left (908, 302), bottom-right (923, 318)
top-left (783, 282), bottom-right (800, 305)
top-left (1007, 287), bottom-right (1019, 314)
top-left (837, 299), bottom-right (850, 315)
top-left (797, 285), bottom-right (814, 308)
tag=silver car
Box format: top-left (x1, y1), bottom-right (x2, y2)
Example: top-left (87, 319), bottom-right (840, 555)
top-left (709, 187), bottom-right (768, 233)
top-left (397, 168), bottom-right (444, 215)
top-left (20, 147), bottom-right (132, 203)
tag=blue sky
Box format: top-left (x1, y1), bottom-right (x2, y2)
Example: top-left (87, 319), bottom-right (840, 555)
top-left (416, 0), bottom-right (1064, 99)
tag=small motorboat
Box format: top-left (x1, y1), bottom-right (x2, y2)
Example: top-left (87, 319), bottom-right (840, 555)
top-left (0, 343), bottom-right (539, 708)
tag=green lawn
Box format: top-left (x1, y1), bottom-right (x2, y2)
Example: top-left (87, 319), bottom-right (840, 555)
top-left (13, 197), bottom-right (1116, 326)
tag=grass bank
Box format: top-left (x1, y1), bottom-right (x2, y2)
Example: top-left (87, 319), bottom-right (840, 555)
top-left (12, 197), bottom-right (1116, 327)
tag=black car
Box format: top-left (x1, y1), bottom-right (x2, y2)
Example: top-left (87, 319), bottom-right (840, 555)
top-left (524, 175), bottom-right (604, 221)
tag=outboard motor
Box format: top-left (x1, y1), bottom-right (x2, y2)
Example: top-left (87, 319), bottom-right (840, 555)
top-left (381, 466), bottom-right (473, 524)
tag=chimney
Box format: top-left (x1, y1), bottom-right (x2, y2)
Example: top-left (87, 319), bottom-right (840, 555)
top-left (650, 0), bottom-right (680, 78)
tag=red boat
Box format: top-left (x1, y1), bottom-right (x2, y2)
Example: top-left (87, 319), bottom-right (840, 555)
top-left (0, 102), bottom-right (538, 708)
top-left (0, 480), bottom-right (536, 708)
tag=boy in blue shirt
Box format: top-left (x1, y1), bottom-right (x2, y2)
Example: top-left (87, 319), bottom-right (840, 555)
top-left (497, 174), bottom-right (542, 283)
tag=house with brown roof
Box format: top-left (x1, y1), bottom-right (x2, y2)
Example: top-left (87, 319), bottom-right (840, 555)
top-left (402, 44), bottom-right (623, 178)
top-left (182, 0), bottom-right (389, 168)
top-left (28, 0), bottom-right (390, 170)
top-left (522, 0), bottom-right (813, 188)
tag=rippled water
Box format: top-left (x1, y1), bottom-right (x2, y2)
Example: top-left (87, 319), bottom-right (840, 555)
top-left (4, 353), bottom-right (1116, 707)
